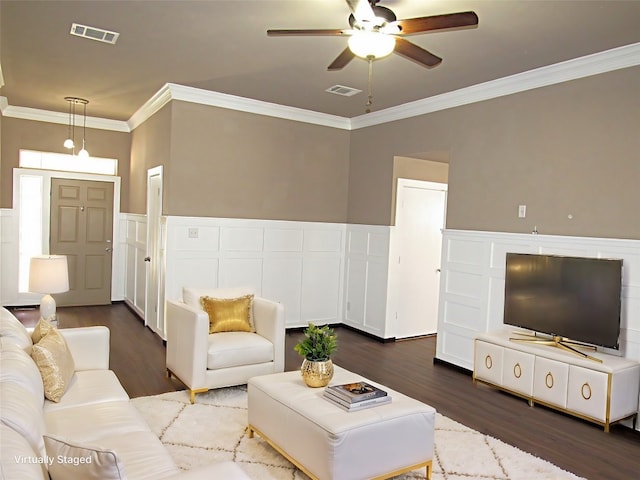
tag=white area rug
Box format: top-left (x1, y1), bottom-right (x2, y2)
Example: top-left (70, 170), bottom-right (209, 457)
top-left (132, 386), bottom-right (584, 480)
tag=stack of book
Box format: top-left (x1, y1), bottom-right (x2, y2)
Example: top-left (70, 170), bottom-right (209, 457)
top-left (323, 381), bottom-right (391, 412)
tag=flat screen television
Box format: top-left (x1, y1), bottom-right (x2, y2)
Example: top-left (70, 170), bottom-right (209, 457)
top-left (503, 253), bottom-right (623, 350)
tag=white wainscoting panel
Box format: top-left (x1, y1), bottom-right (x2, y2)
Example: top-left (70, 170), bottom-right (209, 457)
top-left (0, 209), bottom-right (19, 304)
top-left (436, 230), bottom-right (640, 372)
top-left (164, 217), bottom-right (346, 328)
top-left (343, 224), bottom-right (391, 338)
top-left (121, 214), bottom-right (147, 317)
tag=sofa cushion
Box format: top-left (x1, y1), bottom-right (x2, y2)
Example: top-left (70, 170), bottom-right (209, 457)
top-left (82, 430), bottom-right (180, 480)
top-left (0, 307), bottom-right (33, 353)
top-left (0, 382), bottom-right (47, 458)
top-left (0, 344), bottom-right (45, 407)
top-left (45, 401), bottom-right (152, 444)
top-left (207, 331), bottom-right (274, 370)
top-left (44, 434), bottom-right (127, 480)
top-left (201, 294), bottom-right (255, 333)
top-left (0, 424), bottom-right (47, 480)
top-left (31, 327), bottom-right (76, 402)
top-left (44, 370), bottom-right (130, 414)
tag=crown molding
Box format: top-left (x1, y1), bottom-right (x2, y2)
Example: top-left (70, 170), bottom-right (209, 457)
top-left (0, 98), bottom-right (129, 132)
top-left (127, 83), bottom-right (173, 131)
top-left (128, 82), bottom-right (350, 131)
top-left (171, 83), bottom-right (351, 130)
top-left (2, 42), bottom-right (638, 133)
top-left (350, 42), bottom-right (640, 129)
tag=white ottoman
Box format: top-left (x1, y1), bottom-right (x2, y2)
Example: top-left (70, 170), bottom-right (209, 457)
top-left (248, 366), bottom-right (435, 480)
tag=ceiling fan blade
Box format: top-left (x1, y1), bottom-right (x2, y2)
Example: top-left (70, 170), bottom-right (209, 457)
top-left (346, 0), bottom-right (376, 22)
top-left (397, 11), bottom-right (478, 35)
top-left (327, 47), bottom-right (356, 71)
top-left (394, 37), bottom-right (442, 67)
top-left (267, 29), bottom-right (350, 36)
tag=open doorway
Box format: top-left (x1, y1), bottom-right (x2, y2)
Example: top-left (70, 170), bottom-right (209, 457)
top-left (387, 155), bottom-right (449, 339)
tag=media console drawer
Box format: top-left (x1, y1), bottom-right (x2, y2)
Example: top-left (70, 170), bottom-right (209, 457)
top-left (473, 331), bottom-right (640, 432)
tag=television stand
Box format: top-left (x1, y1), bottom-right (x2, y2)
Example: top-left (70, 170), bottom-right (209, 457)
top-left (473, 330), bottom-right (640, 431)
top-left (509, 331), bottom-right (603, 363)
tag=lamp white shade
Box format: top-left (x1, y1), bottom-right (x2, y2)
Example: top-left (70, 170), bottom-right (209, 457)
top-left (29, 255), bottom-right (69, 322)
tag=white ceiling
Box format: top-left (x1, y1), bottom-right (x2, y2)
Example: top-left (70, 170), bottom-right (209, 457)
top-left (1, 0), bottom-right (639, 122)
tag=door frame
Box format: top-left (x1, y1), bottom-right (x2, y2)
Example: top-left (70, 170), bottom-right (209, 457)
top-left (12, 168), bottom-right (121, 305)
top-left (386, 178), bottom-right (448, 338)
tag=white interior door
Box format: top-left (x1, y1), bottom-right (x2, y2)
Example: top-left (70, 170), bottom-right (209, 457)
top-left (146, 166), bottom-right (163, 336)
top-left (391, 179), bottom-right (447, 339)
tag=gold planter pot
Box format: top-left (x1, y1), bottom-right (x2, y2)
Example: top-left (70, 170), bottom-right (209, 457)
top-left (301, 358), bottom-right (334, 387)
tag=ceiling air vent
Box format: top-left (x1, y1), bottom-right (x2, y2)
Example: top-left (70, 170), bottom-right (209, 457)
top-left (70, 23), bottom-right (120, 44)
top-left (325, 85), bottom-right (362, 97)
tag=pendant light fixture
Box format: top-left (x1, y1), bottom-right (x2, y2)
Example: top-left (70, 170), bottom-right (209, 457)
top-left (63, 97), bottom-right (89, 157)
top-left (78, 99), bottom-right (89, 158)
top-left (63, 99), bottom-right (75, 149)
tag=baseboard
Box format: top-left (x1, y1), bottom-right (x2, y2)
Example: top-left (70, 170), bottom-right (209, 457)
top-left (433, 356), bottom-right (473, 376)
top-left (286, 324), bottom-right (395, 343)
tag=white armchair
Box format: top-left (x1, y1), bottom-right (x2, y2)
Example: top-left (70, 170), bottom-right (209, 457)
top-left (166, 288), bottom-right (285, 403)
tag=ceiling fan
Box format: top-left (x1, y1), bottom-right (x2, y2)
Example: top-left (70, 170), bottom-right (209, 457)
top-left (267, 0), bottom-right (479, 70)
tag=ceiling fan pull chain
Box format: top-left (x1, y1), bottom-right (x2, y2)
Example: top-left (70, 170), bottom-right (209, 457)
top-left (366, 56), bottom-right (374, 113)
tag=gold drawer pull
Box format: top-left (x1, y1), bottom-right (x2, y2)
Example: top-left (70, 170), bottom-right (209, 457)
top-left (485, 354), bottom-right (493, 370)
top-left (513, 363), bottom-right (522, 379)
top-left (581, 382), bottom-right (592, 400)
top-left (545, 372), bottom-right (554, 389)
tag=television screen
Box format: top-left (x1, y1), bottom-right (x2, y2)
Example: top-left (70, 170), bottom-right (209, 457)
top-left (503, 253), bottom-right (622, 350)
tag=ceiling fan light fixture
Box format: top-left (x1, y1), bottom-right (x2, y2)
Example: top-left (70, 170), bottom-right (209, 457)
top-left (348, 31), bottom-right (395, 59)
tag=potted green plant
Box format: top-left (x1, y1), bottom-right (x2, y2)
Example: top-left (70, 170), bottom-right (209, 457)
top-left (295, 323), bottom-right (338, 387)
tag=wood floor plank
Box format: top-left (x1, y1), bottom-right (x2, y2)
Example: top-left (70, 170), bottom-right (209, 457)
top-left (11, 303), bottom-right (640, 480)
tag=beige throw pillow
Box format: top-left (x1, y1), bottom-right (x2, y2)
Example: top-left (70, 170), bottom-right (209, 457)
top-left (201, 294), bottom-right (255, 334)
top-left (31, 328), bottom-right (75, 402)
top-left (31, 317), bottom-right (55, 344)
top-left (44, 435), bottom-right (127, 480)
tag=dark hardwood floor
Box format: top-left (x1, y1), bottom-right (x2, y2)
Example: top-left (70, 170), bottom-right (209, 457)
top-left (12, 303), bottom-right (640, 480)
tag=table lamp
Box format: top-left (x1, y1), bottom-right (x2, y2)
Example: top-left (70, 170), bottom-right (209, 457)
top-left (29, 255), bottom-right (69, 323)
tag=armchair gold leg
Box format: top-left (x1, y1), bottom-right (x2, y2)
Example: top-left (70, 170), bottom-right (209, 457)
top-left (189, 388), bottom-right (209, 404)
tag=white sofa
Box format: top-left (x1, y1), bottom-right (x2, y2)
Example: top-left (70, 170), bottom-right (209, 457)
top-left (166, 287), bottom-right (285, 404)
top-left (0, 306), bottom-right (250, 480)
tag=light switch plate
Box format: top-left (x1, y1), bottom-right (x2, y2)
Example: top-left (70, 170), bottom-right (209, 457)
top-left (518, 205), bottom-right (526, 218)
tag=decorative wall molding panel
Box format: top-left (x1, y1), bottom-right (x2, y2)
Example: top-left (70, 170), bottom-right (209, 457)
top-left (163, 216), bottom-right (349, 329)
top-left (121, 213), bottom-right (147, 318)
top-left (436, 229), bottom-right (640, 372)
top-left (0, 208), bottom-right (19, 304)
top-left (342, 224), bottom-right (391, 338)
